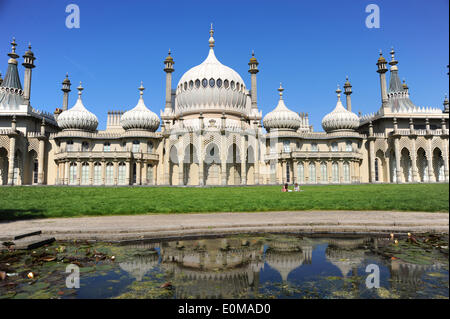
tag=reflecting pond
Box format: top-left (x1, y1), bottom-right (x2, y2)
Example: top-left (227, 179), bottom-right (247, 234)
top-left (0, 233), bottom-right (448, 299)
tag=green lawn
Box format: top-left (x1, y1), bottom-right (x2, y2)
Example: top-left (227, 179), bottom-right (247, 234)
top-left (0, 183), bottom-right (448, 220)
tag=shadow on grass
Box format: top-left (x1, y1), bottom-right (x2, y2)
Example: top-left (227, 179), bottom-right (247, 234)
top-left (0, 209), bottom-right (47, 223)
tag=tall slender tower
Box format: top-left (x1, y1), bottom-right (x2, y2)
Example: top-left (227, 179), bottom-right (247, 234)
top-left (343, 76), bottom-right (352, 112)
top-left (61, 73), bottom-right (71, 111)
top-left (22, 43), bottom-right (36, 102)
top-left (248, 51), bottom-right (259, 114)
top-left (163, 49), bottom-right (174, 116)
top-left (376, 50), bottom-right (389, 113)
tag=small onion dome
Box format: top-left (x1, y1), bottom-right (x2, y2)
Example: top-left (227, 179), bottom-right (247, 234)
top-left (322, 86), bottom-right (359, 132)
top-left (23, 43), bottom-right (34, 58)
top-left (249, 51), bottom-right (258, 64)
top-left (62, 73), bottom-right (71, 84)
top-left (377, 51), bottom-right (386, 63)
top-left (263, 84), bottom-right (302, 131)
top-left (57, 82), bottom-right (98, 131)
top-left (164, 49), bottom-right (174, 63)
top-left (121, 82), bottom-right (160, 131)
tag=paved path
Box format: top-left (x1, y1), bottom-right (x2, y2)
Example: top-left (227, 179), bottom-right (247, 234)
top-left (0, 211), bottom-right (448, 241)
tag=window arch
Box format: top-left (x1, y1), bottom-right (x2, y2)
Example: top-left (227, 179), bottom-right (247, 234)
top-left (69, 162), bottom-right (77, 185)
top-left (94, 162), bottom-right (102, 185)
top-left (118, 162), bottom-right (126, 185)
top-left (132, 140), bottom-right (140, 153)
top-left (105, 162), bottom-right (114, 185)
top-left (209, 78), bottom-right (215, 87)
top-left (346, 141), bottom-right (352, 152)
top-left (216, 78), bottom-right (222, 88)
top-left (320, 162), bottom-right (327, 183)
top-left (103, 142), bottom-right (111, 152)
top-left (309, 162), bottom-right (316, 183)
top-left (298, 162), bottom-right (304, 183)
top-left (343, 162), bottom-right (350, 183)
top-left (81, 162), bottom-right (89, 185)
top-left (195, 79), bottom-right (200, 88)
top-left (331, 142), bottom-right (338, 152)
top-left (202, 78), bottom-right (208, 88)
top-left (224, 79), bottom-right (229, 89)
top-left (332, 162), bottom-right (339, 183)
top-left (230, 81), bottom-right (235, 90)
top-left (66, 140), bottom-right (74, 152)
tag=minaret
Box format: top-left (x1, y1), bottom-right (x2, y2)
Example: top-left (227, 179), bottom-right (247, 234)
top-left (22, 43), bottom-right (36, 102)
top-left (3, 38), bottom-right (22, 90)
top-left (163, 49), bottom-right (174, 115)
top-left (376, 50), bottom-right (389, 112)
top-left (444, 95), bottom-right (449, 113)
top-left (248, 50), bottom-right (259, 113)
top-left (61, 73), bottom-right (71, 111)
top-left (343, 76), bottom-right (352, 112)
top-left (402, 79), bottom-right (409, 96)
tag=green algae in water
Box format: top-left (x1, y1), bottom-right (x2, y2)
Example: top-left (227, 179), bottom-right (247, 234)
top-left (0, 233), bottom-right (448, 299)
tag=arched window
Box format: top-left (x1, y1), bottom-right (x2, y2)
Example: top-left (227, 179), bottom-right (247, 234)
top-left (105, 162), bottom-right (114, 185)
top-left (94, 162), bottom-right (102, 185)
top-left (298, 162), bottom-right (304, 183)
top-left (118, 162), bottom-right (126, 185)
top-left (33, 159), bottom-right (38, 184)
top-left (189, 80), bottom-right (193, 89)
top-left (236, 82), bottom-right (240, 91)
top-left (224, 79), bottom-right (229, 89)
top-left (309, 162), bottom-right (316, 183)
top-left (132, 140), bottom-right (140, 153)
top-left (103, 142), bottom-right (111, 152)
top-left (331, 142), bottom-right (338, 152)
top-left (202, 78), bottom-right (208, 88)
top-left (375, 158), bottom-right (379, 182)
top-left (332, 162), bottom-right (339, 183)
top-left (67, 140), bottom-right (74, 152)
top-left (69, 162), bottom-right (77, 185)
top-left (320, 162), bottom-right (327, 183)
top-left (311, 143), bottom-right (318, 152)
top-left (346, 141), bottom-right (352, 152)
top-left (81, 162), bottom-right (89, 185)
top-left (209, 78), bottom-right (215, 87)
top-left (147, 142), bottom-right (153, 153)
top-left (230, 81), bottom-right (235, 90)
top-left (217, 79), bottom-right (222, 88)
top-left (195, 79), bottom-right (200, 88)
top-left (184, 82), bottom-right (187, 90)
top-left (283, 140), bottom-right (290, 153)
top-left (343, 162), bottom-right (350, 183)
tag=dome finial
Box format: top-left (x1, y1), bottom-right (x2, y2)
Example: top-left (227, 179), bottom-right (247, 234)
top-left (278, 82), bottom-right (284, 99)
top-left (77, 81), bottom-right (83, 97)
top-left (209, 23), bottom-right (215, 48)
top-left (139, 81), bottom-right (145, 96)
top-left (336, 84), bottom-right (342, 99)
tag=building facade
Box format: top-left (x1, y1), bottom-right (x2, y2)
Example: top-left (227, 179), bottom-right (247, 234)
top-left (0, 28), bottom-right (449, 186)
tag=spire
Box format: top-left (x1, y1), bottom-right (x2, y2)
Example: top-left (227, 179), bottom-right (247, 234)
top-left (388, 47), bottom-right (403, 93)
top-left (139, 81), bottom-right (145, 97)
top-left (1, 38), bottom-right (22, 89)
top-left (209, 23), bottom-right (215, 48)
top-left (343, 76), bottom-right (352, 95)
top-left (164, 49), bottom-right (174, 73)
top-left (77, 81), bottom-right (83, 98)
top-left (389, 47), bottom-right (398, 70)
top-left (336, 84), bottom-right (342, 100)
top-left (278, 83), bottom-right (284, 100)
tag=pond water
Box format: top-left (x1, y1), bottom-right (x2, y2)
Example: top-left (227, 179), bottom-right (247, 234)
top-left (0, 233), bottom-right (448, 299)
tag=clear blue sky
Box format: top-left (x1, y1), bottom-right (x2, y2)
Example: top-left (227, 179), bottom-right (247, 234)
top-left (0, 0), bottom-right (448, 131)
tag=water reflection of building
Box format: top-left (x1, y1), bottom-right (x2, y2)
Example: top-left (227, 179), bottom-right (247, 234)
top-left (325, 238), bottom-right (369, 277)
top-left (265, 238), bottom-right (312, 282)
top-left (159, 238), bottom-right (265, 298)
top-left (389, 259), bottom-right (442, 289)
top-left (119, 252), bottom-right (159, 281)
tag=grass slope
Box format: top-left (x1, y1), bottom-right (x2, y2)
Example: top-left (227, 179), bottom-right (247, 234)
top-left (0, 183), bottom-right (448, 220)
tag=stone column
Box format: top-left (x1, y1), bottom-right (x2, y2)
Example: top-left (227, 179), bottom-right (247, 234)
top-left (338, 160), bottom-right (343, 184)
top-left (293, 160), bottom-right (298, 183)
top-left (394, 138), bottom-right (402, 183)
top-left (198, 135), bottom-right (204, 186)
top-left (64, 161), bottom-right (69, 185)
top-left (37, 138), bottom-right (45, 184)
top-left (7, 136), bottom-right (16, 185)
top-left (101, 161), bottom-right (106, 185)
top-left (125, 160), bottom-right (130, 185)
top-left (77, 161), bottom-right (81, 185)
top-left (136, 160), bottom-right (142, 185)
top-left (281, 160), bottom-right (286, 184)
top-left (369, 139), bottom-right (375, 182)
top-left (427, 138), bottom-right (436, 182)
top-left (89, 160), bottom-right (94, 185)
top-left (442, 139), bottom-right (449, 182)
top-left (113, 161), bottom-right (118, 185)
top-left (164, 139), bottom-right (170, 185)
top-left (410, 137), bottom-right (418, 182)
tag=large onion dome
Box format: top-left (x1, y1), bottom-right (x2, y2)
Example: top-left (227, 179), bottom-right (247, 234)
top-left (175, 26), bottom-right (248, 117)
top-left (120, 82), bottom-right (160, 131)
top-left (263, 84), bottom-right (302, 131)
top-left (321, 86), bottom-right (359, 132)
top-left (57, 82), bottom-right (98, 131)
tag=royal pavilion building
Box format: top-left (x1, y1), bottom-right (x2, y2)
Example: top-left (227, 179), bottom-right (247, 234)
top-left (0, 27), bottom-right (448, 186)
